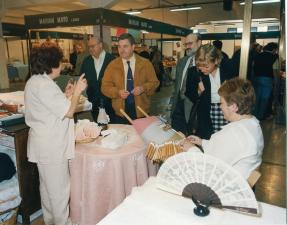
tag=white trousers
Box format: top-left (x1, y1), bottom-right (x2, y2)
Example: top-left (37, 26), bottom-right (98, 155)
top-left (37, 161), bottom-right (71, 225)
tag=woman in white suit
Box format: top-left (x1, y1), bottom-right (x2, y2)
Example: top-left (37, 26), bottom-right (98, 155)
top-left (24, 43), bottom-right (87, 225)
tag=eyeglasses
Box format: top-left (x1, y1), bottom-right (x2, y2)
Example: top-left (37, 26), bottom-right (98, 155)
top-left (184, 42), bottom-right (194, 46)
top-left (88, 43), bottom-right (100, 49)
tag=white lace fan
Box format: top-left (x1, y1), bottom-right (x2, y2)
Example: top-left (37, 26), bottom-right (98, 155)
top-left (157, 152), bottom-right (259, 216)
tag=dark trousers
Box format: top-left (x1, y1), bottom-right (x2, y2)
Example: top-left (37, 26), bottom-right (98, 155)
top-left (253, 76), bottom-right (273, 120)
top-left (114, 101), bottom-right (137, 124)
top-left (171, 97), bottom-right (188, 135)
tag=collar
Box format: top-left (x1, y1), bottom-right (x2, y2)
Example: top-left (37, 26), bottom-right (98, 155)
top-left (122, 53), bottom-right (135, 64)
top-left (92, 50), bottom-right (105, 61)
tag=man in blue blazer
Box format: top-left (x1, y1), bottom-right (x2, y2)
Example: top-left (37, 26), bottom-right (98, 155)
top-left (80, 36), bottom-right (115, 122)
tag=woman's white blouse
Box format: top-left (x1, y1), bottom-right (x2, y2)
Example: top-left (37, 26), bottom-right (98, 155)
top-left (189, 117), bottom-right (264, 179)
top-left (209, 68), bottom-right (221, 104)
top-left (24, 74), bottom-right (74, 164)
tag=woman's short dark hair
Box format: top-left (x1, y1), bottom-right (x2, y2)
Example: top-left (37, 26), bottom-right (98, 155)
top-left (118, 33), bottom-right (135, 45)
top-left (30, 43), bottom-right (63, 75)
top-left (218, 77), bottom-right (255, 115)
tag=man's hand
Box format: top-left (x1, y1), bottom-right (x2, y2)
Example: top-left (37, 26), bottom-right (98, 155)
top-left (119, 90), bottom-right (130, 99)
top-left (132, 86), bottom-right (144, 96)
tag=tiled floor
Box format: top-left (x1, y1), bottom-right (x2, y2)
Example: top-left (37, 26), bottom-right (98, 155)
top-left (9, 81), bottom-right (285, 225)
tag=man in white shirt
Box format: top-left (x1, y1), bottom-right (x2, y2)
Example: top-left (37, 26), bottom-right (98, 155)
top-left (102, 33), bottom-right (159, 124)
top-left (80, 36), bottom-right (115, 122)
top-left (171, 33), bottom-right (201, 135)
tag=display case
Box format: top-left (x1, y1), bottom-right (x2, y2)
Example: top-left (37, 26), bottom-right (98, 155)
top-left (0, 123), bottom-right (41, 225)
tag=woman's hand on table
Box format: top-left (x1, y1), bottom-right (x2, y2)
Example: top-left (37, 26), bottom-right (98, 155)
top-left (179, 138), bottom-right (194, 151)
top-left (186, 135), bottom-right (202, 146)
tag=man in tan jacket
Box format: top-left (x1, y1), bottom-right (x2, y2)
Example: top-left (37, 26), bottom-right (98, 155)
top-left (102, 33), bottom-right (159, 124)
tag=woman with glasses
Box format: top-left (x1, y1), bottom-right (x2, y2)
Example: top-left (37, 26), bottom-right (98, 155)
top-left (185, 44), bottom-right (234, 139)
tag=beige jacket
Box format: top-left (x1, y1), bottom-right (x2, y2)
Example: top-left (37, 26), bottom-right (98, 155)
top-left (101, 54), bottom-right (159, 118)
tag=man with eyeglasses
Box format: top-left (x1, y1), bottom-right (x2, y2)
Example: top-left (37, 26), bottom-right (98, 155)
top-left (171, 33), bottom-right (201, 135)
top-left (80, 36), bottom-right (115, 122)
top-left (101, 33), bottom-right (159, 124)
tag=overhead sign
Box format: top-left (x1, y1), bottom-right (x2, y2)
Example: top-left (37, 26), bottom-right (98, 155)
top-left (2, 23), bottom-right (26, 37)
top-left (101, 8), bottom-right (190, 36)
top-left (25, 8), bottom-right (102, 29)
top-left (200, 31), bottom-right (280, 40)
top-left (30, 30), bottom-right (85, 40)
top-left (25, 8), bottom-right (191, 36)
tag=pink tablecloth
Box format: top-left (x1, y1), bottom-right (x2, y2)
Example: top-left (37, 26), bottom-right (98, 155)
top-left (70, 124), bottom-right (157, 225)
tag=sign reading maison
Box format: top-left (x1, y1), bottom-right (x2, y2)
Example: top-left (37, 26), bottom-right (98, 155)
top-left (39, 16), bottom-right (74, 25)
top-left (127, 19), bottom-right (153, 30)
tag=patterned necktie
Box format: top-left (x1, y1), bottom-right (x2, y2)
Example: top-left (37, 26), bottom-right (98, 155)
top-left (126, 61), bottom-right (134, 104)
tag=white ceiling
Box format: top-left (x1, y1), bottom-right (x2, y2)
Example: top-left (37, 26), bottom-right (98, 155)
top-left (0, 0), bottom-right (281, 27)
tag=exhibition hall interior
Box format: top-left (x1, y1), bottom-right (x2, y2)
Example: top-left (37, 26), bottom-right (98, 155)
top-left (0, 0), bottom-right (285, 225)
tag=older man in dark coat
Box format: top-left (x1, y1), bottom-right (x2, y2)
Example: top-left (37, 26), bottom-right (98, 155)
top-left (80, 36), bottom-right (115, 122)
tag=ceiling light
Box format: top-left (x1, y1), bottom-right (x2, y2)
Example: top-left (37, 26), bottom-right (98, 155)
top-left (125, 10), bottom-right (141, 15)
top-left (170, 6), bottom-right (201, 12)
top-left (240, 0), bottom-right (280, 5)
top-left (141, 30), bottom-right (149, 34)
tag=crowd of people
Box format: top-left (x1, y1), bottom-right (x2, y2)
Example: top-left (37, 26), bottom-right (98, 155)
top-left (24, 32), bottom-right (283, 225)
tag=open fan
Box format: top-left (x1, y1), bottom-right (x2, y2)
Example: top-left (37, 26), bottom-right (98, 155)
top-left (157, 152), bottom-right (259, 216)
top-left (120, 107), bottom-right (184, 162)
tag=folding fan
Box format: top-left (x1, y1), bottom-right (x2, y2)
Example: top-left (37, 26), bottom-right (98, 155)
top-left (120, 107), bottom-right (184, 162)
top-left (157, 152), bottom-right (259, 216)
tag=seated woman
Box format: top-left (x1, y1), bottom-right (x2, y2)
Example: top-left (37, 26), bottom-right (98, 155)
top-left (183, 77), bottom-right (264, 179)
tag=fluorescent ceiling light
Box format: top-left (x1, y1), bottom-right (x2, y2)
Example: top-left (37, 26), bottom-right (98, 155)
top-left (170, 6), bottom-right (201, 12)
top-left (125, 10), bottom-right (141, 15)
top-left (240, 0), bottom-right (280, 5)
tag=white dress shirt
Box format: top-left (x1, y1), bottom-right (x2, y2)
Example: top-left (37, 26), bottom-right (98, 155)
top-left (122, 54), bottom-right (136, 90)
top-left (189, 117), bottom-right (264, 179)
top-left (209, 68), bottom-right (221, 103)
top-left (180, 56), bottom-right (194, 90)
top-left (93, 50), bottom-right (106, 79)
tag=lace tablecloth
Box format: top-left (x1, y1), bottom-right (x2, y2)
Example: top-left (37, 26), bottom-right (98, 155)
top-left (97, 177), bottom-right (286, 225)
top-left (70, 124), bottom-right (158, 225)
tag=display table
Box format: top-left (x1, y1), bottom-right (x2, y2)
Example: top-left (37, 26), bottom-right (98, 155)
top-left (98, 177), bottom-right (286, 225)
top-left (0, 91), bottom-right (92, 113)
top-left (70, 124), bottom-right (158, 225)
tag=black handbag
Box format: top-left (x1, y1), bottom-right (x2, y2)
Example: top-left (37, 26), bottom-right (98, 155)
top-left (0, 153), bottom-right (16, 182)
top-left (187, 74), bottom-right (204, 135)
top-left (187, 98), bottom-right (200, 135)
